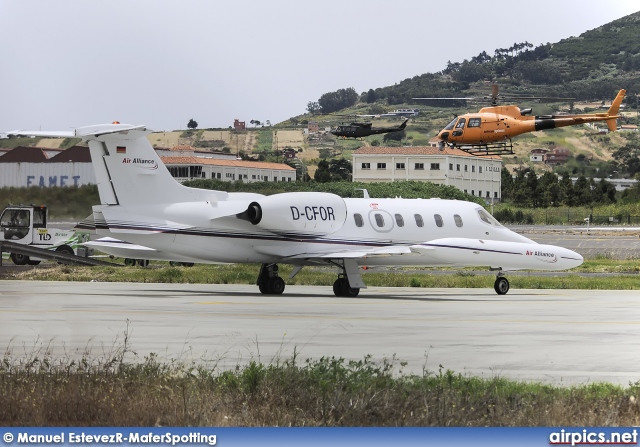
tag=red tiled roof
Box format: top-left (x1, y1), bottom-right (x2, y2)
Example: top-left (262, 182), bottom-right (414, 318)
top-left (160, 156), bottom-right (296, 171)
top-left (47, 145), bottom-right (91, 163)
top-left (352, 146), bottom-right (501, 159)
top-left (0, 146), bottom-right (60, 163)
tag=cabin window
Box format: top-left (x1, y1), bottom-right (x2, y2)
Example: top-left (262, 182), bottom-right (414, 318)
top-left (455, 118), bottom-right (466, 129)
top-left (414, 163), bottom-right (424, 170)
top-left (454, 214), bottom-right (463, 227)
top-left (354, 213), bottom-right (364, 227)
top-left (374, 213), bottom-right (385, 227)
top-left (434, 214), bottom-right (443, 227)
top-left (468, 117), bottom-right (481, 127)
top-left (396, 162), bottom-right (405, 169)
top-left (414, 214), bottom-right (424, 227)
top-left (362, 163), bottom-right (370, 169)
top-left (377, 163), bottom-right (386, 169)
top-left (395, 214), bottom-right (404, 227)
top-left (430, 163), bottom-right (440, 170)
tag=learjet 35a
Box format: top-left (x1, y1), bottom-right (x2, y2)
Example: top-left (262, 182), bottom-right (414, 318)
top-left (10, 124), bottom-right (583, 296)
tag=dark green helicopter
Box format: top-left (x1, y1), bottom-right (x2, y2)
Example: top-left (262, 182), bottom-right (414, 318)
top-left (330, 119), bottom-right (408, 139)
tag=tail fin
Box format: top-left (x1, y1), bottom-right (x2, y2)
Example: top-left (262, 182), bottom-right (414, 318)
top-left (399, 119), bottom-right (409, 129)
top-left (82, 124), bottom-right (226, 207)
top-left (606, 89), bottom-right (626, 132)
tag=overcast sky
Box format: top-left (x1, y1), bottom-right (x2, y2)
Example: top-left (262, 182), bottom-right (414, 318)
top-left (0, 1), bottom-right (638, 132)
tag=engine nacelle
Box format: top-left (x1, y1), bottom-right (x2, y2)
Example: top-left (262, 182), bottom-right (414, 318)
top-left (237, 192), bottom-right (347, 236)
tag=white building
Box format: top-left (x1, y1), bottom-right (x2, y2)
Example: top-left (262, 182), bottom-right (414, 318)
top-left (352, 146), bottom-right (502, 201)
top-left (161, 157), bottom-right (296, 183)
top-left (0, 145), bottom-right (296, 187)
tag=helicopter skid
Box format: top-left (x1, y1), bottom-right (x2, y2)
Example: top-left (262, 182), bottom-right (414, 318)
top-left (449, 140), bottom-right (514, 156)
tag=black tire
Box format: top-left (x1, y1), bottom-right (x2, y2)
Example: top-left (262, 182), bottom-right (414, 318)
top-left (169, 261), bottom-right (179, 267)
top-left (124, 258), bottom-right (136, 266)
top-left (258, 279), bottom-right (268, 294)
top-left (56, 246), bottom-right (74, 255)
top-left (182, 262), bottom-right (194, 267)
top-left (494, 277), bottom-right (510, 295)
top-left (10, 253), bottom-right (29, 266)
top-left (137, 259), bottom-right (149, 267)
top-left (55, 246), bottom-right (74, 264)
top-left (333, 278), bottom-right (345, 297)
top-left (341, 279), bottom-right (360, 298)
top-left (27, 259), bottom-right (41, 266)
top-left (267, 276), bottom-right (285, 295)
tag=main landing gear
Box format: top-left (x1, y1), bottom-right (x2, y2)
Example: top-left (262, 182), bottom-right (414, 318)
top-left (257, 263), bottom-right (285, 295)
top-left (333, 274), bottom-right (360, 297)
top-left (493, 271), bottom-right (510, 295)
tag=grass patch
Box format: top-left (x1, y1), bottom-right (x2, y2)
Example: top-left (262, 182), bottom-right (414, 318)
top-left (5, 262), bottom-right (640, 290)
top-left (1, 335), bottom-right (639, 426)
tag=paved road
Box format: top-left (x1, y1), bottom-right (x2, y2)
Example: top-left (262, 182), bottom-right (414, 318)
top-left (1, 281), bottom-right (639, 386)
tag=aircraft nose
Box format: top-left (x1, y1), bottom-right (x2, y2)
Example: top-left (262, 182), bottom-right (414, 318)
top-left (439, 131), bottom-right (449, 141)
top-left (560, 247), bottom-right (583, 269)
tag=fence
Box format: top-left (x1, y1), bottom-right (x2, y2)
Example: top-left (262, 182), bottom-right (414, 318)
top-left (493, 207), bottom-right (640, 226)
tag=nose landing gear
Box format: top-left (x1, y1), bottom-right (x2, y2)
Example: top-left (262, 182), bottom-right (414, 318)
top-left (493, 271), bottom-right (510, 295)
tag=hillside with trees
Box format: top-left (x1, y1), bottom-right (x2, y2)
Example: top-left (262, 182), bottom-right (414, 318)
top-left (360, 11), bottom-right (640, 104)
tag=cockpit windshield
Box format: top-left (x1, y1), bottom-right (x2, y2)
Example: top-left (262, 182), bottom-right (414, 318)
top-left (477, 208), bottom-right (503, 227)
top-left (443, 117), bottom-right (457, 130)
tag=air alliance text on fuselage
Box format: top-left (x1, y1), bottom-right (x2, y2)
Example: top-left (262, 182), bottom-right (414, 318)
top-left (526, 250), bottom-right (555, 257)
top-left (290, 206), bottom-right (335, 221)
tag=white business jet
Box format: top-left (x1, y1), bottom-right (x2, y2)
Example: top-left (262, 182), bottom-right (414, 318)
top-left (9, 123), bottom-right (583, 296)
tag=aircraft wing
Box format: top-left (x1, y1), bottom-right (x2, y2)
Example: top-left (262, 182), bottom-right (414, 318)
top-left (289, 245), bottom-right (413, 260)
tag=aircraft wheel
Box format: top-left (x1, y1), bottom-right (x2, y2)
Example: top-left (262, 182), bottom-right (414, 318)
top-left (55, 245), bottom-right (74, 264)
top-left (169, 261), bottom-right (179, 267)
top-left (27, 259), bottom-right (41, 266)
top-left (267, 277), bottom-right (285, 295)
top-left (137, 259), bottom-right (149, 267)
top-left (494, 277), bottom-right (510, 295)
top-left (333, 278), bottom-right (345, 297)
top-left (124, 258), bottom-right (136, 266)
top-left (10, 253), bottom-right (29, 266)
top-left (258, 279), bottom-right (268, 294)
top-left (341, 280), bottom-right (360, 298)
top-left (182, 262), bottom-right (194, 267)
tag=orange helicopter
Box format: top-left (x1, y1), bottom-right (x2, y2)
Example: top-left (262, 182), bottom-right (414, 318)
top-left (413, 87), bottom-right (626, 155)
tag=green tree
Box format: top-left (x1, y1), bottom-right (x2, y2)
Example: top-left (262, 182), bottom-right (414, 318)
top-left (306, 101), bottom-right (321, 115)
top-left (500, 167), bottom-right (514, 201)
top-left (317, 88), bottom-right (359, 114)
top-left (328, 158), bottom-right (352, 181)
top-left (365, 89), bottom-right (377, 103)
top-left (187, 119), bottom-right (198, 129)
top-left (314, 160), bottom-right (332, 183)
